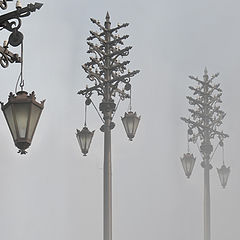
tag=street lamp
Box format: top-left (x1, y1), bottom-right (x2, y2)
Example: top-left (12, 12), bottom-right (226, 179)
top-left (180, 152), bottom-right (196, 178)
top-left (1, 91), bottom-right (44, 154)
top-left (0, 1), bottom-right (44, 154)
top-left (180, 68), bottom-right (230, 240)
top-left (121, 111), bottom-right (140, 141)
top-left (217, 164), bottom-right (230, 189)
top-left (76, 126), bottom-right (94, 156)
top-left (78, 13), bottom-right (140, 240)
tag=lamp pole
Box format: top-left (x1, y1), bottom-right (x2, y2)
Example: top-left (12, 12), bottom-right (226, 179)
top-left (78, 13), bottom-right (140, 240)
top-left (181, 68), bottom-right (229, 240)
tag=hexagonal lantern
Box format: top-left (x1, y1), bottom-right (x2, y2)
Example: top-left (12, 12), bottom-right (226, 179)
top-left (180, 152), bottom-right (196, 178)
top-left (217, 164), bottom-right (230, 189)
top-left (1, 91), bottom-right (45, 154)
top-left (76, 126), bottom-right (94, 156)
top-left (121, 111), bottom-right (140, 141)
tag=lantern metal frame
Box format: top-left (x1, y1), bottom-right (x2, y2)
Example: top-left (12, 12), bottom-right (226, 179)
top-left (217, 164), bottom-right (230, 189)
top-left (180, 152), bottom-right (196, 178)
top-left (1, 91), bottom-right (45, 154)
top-left (121, 111), bottom-right (140, 141)
top-left (76, 126), bottom-right (94, 156)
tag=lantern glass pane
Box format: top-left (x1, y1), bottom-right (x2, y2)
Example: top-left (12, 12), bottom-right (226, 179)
top-left (27, 104), bottom-right (42, 140)
top-left (14, 103), bottom-right (30, 138)
top-left (85, 132), bottom-right (92, 151)
top-left (127, 117), bottom-right (134, 135)
top-left (122, 116), bottom-right (131, 137)
top-left (81, 131), bottom-right (93, 153)
top-left (132, 115), bottom-right (140, 136)
top-left (4, 105), bottom-right (17, 140)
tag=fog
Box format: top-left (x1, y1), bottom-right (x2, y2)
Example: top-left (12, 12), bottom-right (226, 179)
top-left (0, 0), bottom-right (239, 240)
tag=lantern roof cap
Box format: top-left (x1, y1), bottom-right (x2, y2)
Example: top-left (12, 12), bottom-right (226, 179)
top-left (1, 91), bottom-right (45, 110)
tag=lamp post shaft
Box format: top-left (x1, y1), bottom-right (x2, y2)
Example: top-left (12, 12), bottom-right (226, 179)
top-left (103, 114), bottom-right (112, 240)
top-left (103, 14), bottom-right (112, 240)
top-left (204, 165), bottom-right (211, 240)
top-left (202, 72), bottom-right (211, 240)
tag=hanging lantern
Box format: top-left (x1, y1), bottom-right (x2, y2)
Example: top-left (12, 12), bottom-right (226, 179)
top-left (1, 91), bottom-right (45, 154)
top-left (76, 126), bottom-right (94, 156)
top-left (180, 153), bottom-right (196, 178)
top-left (121, 111), bottom-right (140, 141)
top-left (217, 164), bottom-right (230, 189)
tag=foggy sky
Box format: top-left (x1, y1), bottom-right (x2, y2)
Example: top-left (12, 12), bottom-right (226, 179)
top-left (0, 0), bottom-right (239, 240)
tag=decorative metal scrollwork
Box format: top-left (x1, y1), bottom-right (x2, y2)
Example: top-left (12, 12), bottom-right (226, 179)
top-left (0, 46), bottom-right (21, 68)
top-left (0, 0), bottom-right (7, 10)
top-left (0, 2), bottom-right (43, 68)
top-left (3, 17), bottom-right (22, 32)
top-left (0, 52), bottom-right (9, 67)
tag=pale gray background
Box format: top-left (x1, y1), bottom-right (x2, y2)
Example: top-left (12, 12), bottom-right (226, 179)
top-left (0, 0), bottom-right (238, 240)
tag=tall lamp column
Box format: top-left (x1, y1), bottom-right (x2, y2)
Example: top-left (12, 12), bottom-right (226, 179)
top-left (77, 13), bottom-right (140, 240)
top-left (181, 68), bottom-right (230, 240)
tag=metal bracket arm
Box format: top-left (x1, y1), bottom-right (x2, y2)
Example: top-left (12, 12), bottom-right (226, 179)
top-left (181, 117), bottom-right (229, 138)
top-left (0, 2), bottom-right (43, 28)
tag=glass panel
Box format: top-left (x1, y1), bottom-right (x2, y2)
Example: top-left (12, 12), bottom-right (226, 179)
top-left (85, 131), bottom-right (93, 151)
top-left (27, 104), bottom-right (42, 140)
top-left (14, 103), bottom-right (30, 138)
top-left (127, 117), bottom-right (134, 135)
top-left (4, 105), bottom-right (17, 140)
top-left (132, 115), bottom-right (140, 136)
top-left (122, 116), bottom-right (132, 139)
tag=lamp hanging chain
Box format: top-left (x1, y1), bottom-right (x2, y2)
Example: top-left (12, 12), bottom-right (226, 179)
top-left (128, 88), bottom-right (132, 112)
top-left (187, 131), bottom-right (190, 153)
top-left (15, 42), bottom-right (24, 93)
top-left (222, 144), bottom-right (225, 165)
top-left (84, 102), bottom-right (87, 127)
top-left (209, 142), bottom-right (220, 163)
top-left (20, 42), bottom-right (24, 91)
top-left (91, 99), bottom-right (104, 123)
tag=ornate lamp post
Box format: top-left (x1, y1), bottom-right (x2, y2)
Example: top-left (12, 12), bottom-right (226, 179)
top-left (78, 13), bottom-right (140, 240)
top-left (180, 68), bottom-right (230, 240)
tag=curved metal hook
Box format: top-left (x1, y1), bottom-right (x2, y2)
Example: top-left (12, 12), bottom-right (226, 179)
top-left (0, 52), bottom-right (9, 68)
